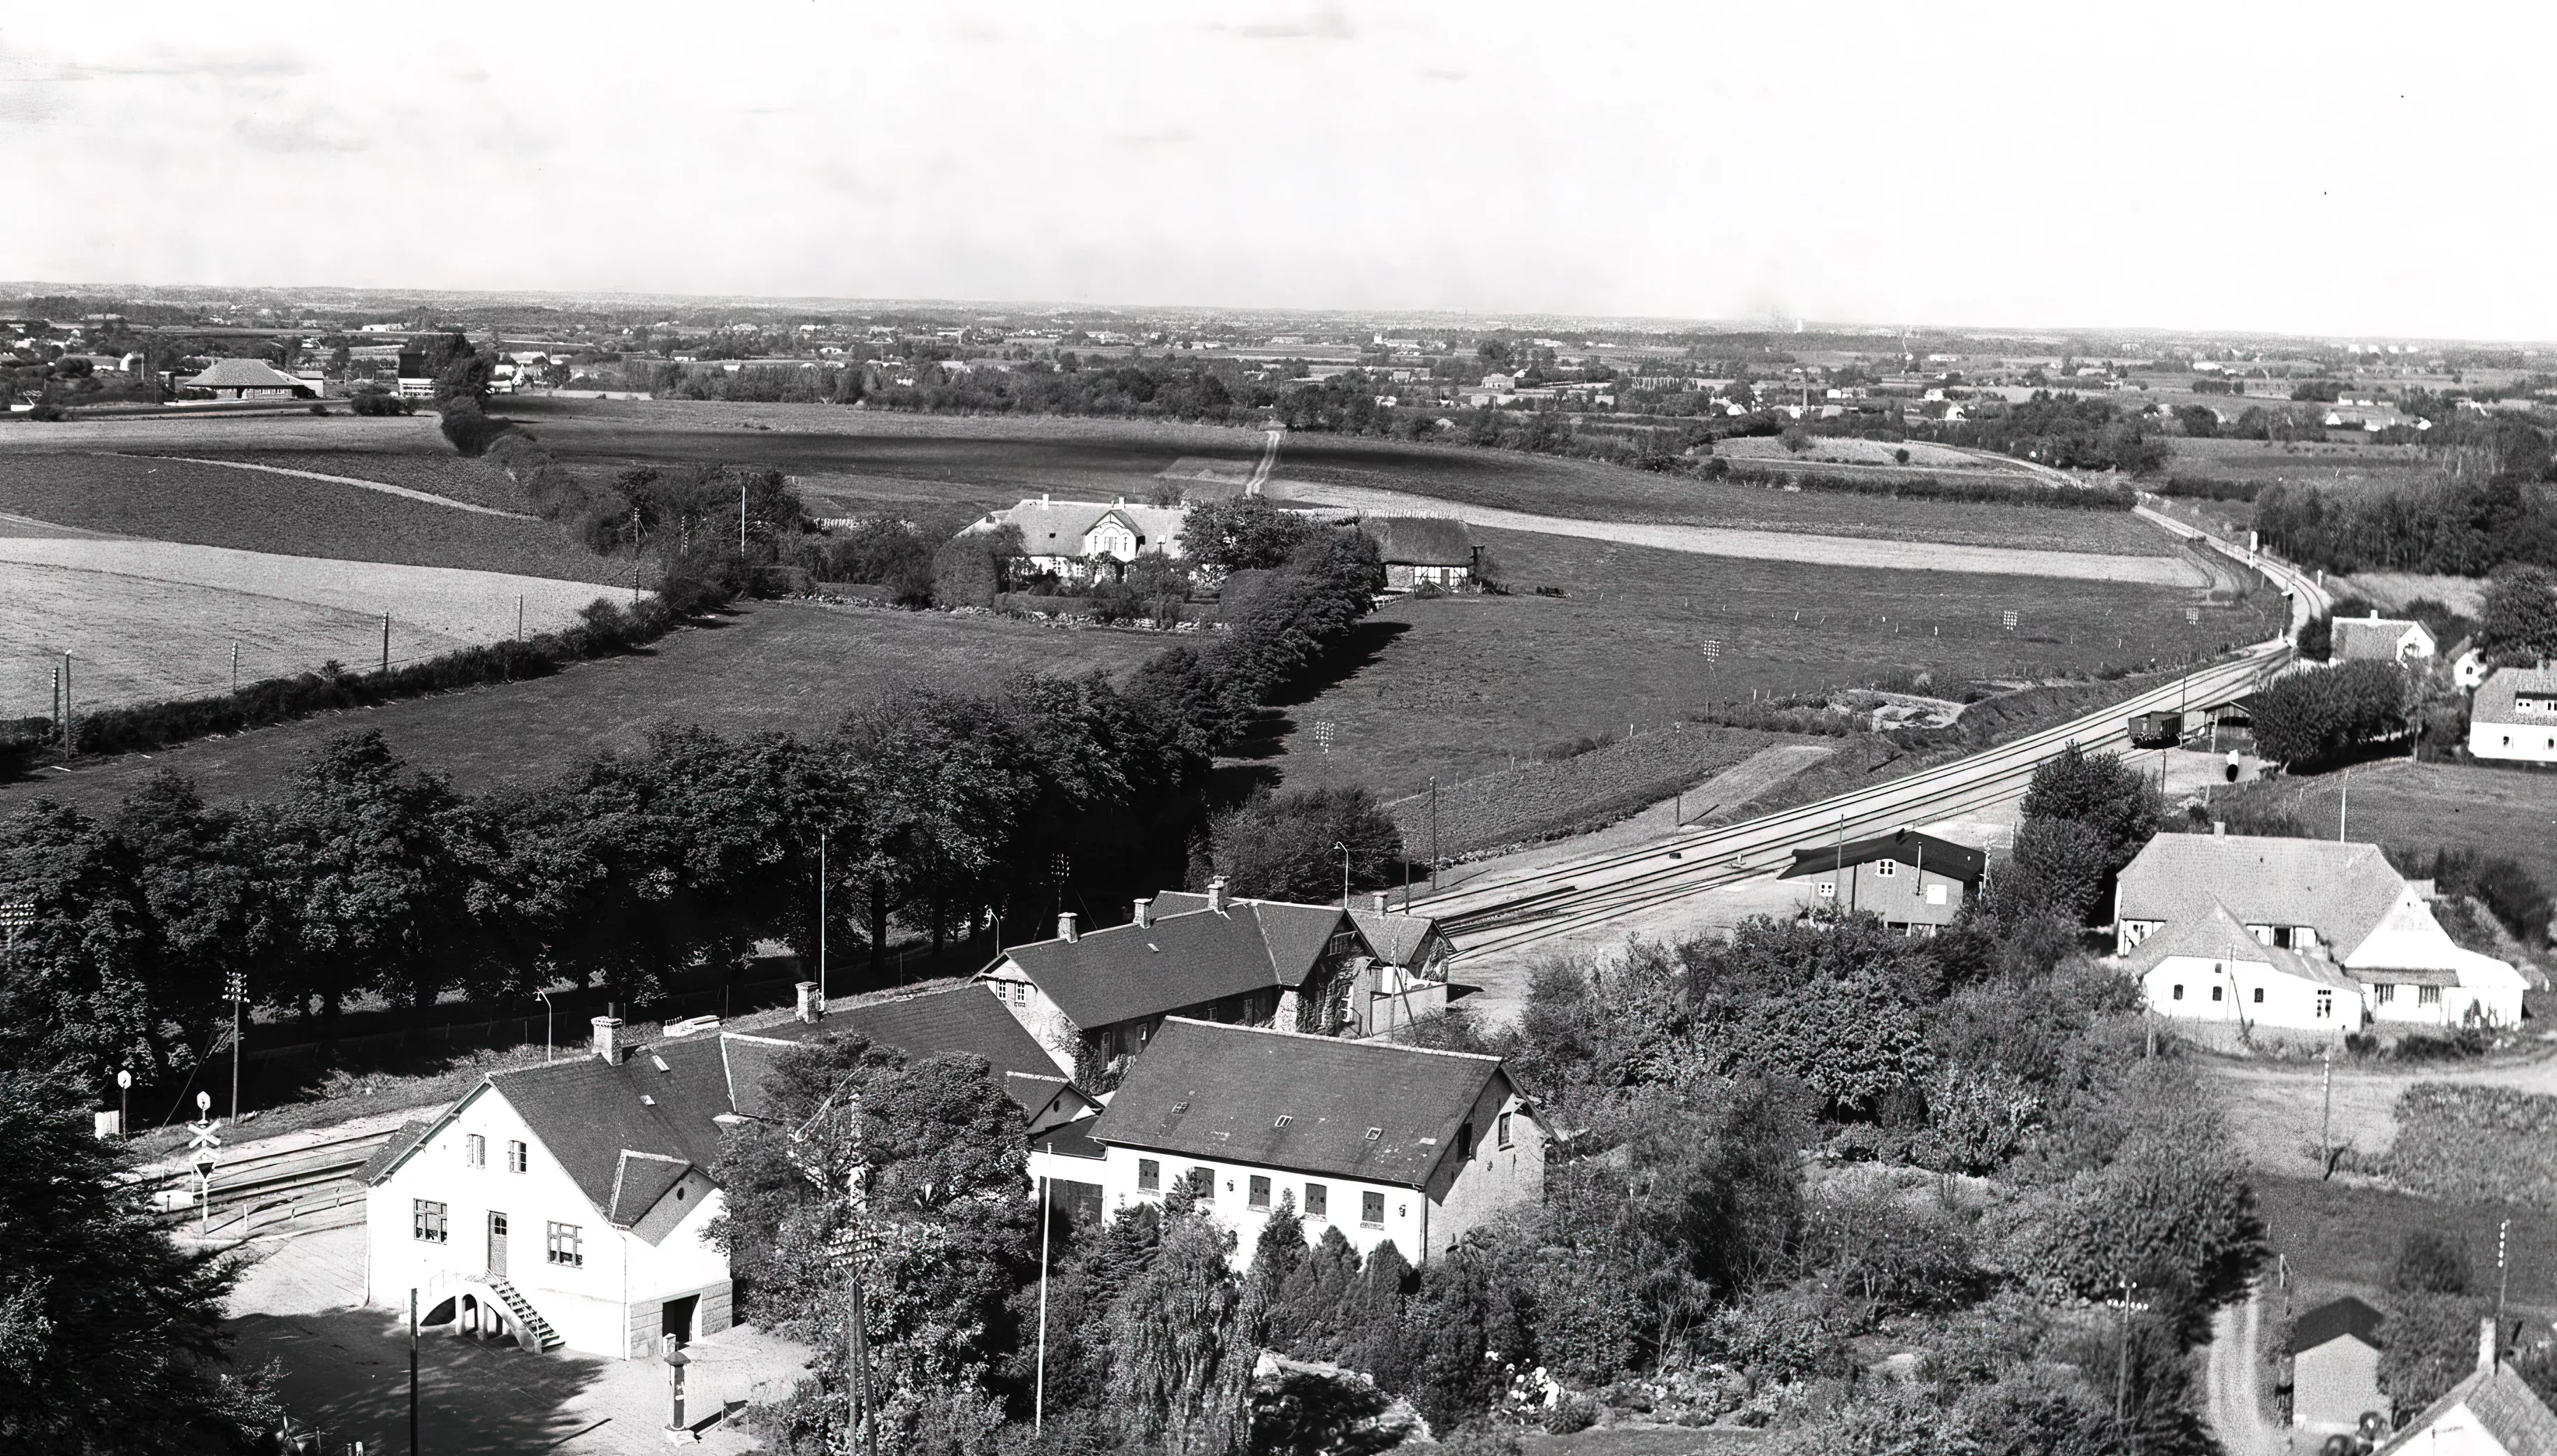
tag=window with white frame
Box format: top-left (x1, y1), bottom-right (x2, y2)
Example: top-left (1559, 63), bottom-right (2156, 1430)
top-left (1816, 882), bottom-right (1835, 898)
top-left (2419, 985), bottom-right (2442, 1005)
top-left (465, 1134), bottom-right (486, 1168)
top-left (1874, 859), bottom-right (1895, 878)
top-left (2315, 991), bottom-right (2334, 1019)
top-left (1361, 1191), bottom-right (1385, 1228)
top-left (507, 1140), bottom-right (528, 1174)
top-left (1305, 1183), bottom-right (1328, 1218)
top-left (2377, 984), bottom-right (2396, 1003)
top-left (546, 1221), bottom-right (584, 1267)
top-left (1249, 1175), bottom-right (1270, 1209)
top-left (1496, 1112), bottom-right (1513, 1149)
top-left (1138, 1158), bottom-right (1160, 1192)
top-left (413, 1199), bottom-right (448, 1243)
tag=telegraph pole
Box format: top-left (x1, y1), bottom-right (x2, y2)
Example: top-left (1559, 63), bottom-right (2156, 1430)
top-left (410, 1288), bottom-right (421, 1456)
top-left (1034, 1149), bottom-right (1053, 1432)
top-left (818, 831), bottom-right (829, 1003)
top-left (380, 613), bottom-right (391, 674)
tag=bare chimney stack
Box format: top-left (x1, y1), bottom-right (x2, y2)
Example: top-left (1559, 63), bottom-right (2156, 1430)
top-left (1372, 891), bottom-right (1390, 915)
top-left (1207, 876), bottom-right (1229, 913)
top-left (795, 981), bottom-right (823, 1024)
top-left (1133, 897), bottom-right (1152, 929)
top-left (1059, 911), bottom-right (1079, 942)
top-left (591, 1015), bottom-right (623, 1063)
top-left (2482, 1316), bottom-right (2502, 1376)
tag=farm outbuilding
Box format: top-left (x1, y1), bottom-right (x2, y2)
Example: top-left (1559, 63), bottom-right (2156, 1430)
top-left (1780, 827), bottom-right (1985, 936)
top-left (1357, 516), bottom-right (1480, 591)
top-left (180, 357), bottom-right (313, 400)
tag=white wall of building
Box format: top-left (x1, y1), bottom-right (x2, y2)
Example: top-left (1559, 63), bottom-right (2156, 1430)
top-left (1421, 1082), bottom-right (1545, 1257)
top-left (2470, 718), bottom-right (2557, 764)
top-left (365, 1083), bottom-right (731, 1358)
top-left (2138, 954), bottom-right (2353, 1033)
top-left (984, 968), bottom-right (1078, 1075)
top-left (1096, 1144), bottom-right (1432, 1267)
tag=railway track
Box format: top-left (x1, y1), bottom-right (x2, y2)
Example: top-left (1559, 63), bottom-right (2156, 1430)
top-left (138, 1124), bottom-right (398, 1226)
top-left (1421, 519), bottom-right (2328, 961)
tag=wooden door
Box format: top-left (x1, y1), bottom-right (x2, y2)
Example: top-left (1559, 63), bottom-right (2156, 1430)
top-left (486, 1211), bottom-right (509, 1279)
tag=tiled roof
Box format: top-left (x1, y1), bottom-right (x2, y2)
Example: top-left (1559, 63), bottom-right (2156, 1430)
top-left (1349, 905), bottom-right (1443, 970)
top-left (1781, 828), bottom-right (1987, 883)
top-left (1357, 516), bottom-right (1475, 566)
top-left (607, 1150), bottom-right (690, 1224)
top-left (2117, 835), bottom-right (2405, 959)
top-left (401, 1033), bottom-right (734, 1228)
top-left (999, 897), bottom-right (1359, 1029)
top-left (2378, 1362), bottom-right (2557, 1455)
top-left (1087, 1018), bottom-right (1516, 1187)
top-left (358, 1120), bottom-right (435, 1184)
top-left (2332, 616), bottom-right (2431, 660)
top-left (2293, 1295), bottom-right (2383, 1353)
top-left (184, 357), bottom-right (304, 389)
top-left (724, 986), bottom-right (1071, 1118)
top-left (976, 498), bottom-right (1188, 556)
top-left (2475, 665), bottom-right (2557, 727)
top-left (2124, 901), bottom-right (2358, 990)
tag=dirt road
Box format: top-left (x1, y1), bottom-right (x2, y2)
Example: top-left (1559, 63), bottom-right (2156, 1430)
top-left (2206, 1286), bottom-right (2285, 1456)
top-left (1269, 479), bottom-right (2208, 586)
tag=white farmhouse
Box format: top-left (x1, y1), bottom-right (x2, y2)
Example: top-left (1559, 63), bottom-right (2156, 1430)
top-left (2470, 664), bottom-right (2557, 765)
top-left (964, 495), bottom-right (1189, 581)
top-left (2115, 833), bottom-right (2529, 1036)
top-left (1083, 1018), bottom-right (1546, 1267)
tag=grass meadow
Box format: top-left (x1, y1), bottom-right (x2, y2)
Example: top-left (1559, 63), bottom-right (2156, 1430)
top-left (1246, 526), bottom-right (2283, 804)
top-left (0, 599), bottom-right (1164, 810)
top-left (2205, 761), bottom-right (2557, 891)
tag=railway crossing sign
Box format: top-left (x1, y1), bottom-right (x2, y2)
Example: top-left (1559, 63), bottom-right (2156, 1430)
top-left (188, 1092), bottom-right (222, 1232)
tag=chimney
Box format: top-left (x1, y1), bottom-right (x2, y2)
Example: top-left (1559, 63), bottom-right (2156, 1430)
top-left (2213, 821), bottom-right (2226, 836)
top-left (1207, 876), bottom-right (1229, 913)
top-left (591, 1015), bottom-right (624, 1063)
top-left (2481, 1316), bottom-right (2501, 1375)
top-left (1132, 897), bottom-right (1152, 929)
top-left (1372, 891), bottom-right (1390, 915)
top-left (1041, 491), bottom-right (1051, 507)
top-left (1059, 911), bottom-right (1079, 942)
top-left (795, 981), bottom-right (823, 1024)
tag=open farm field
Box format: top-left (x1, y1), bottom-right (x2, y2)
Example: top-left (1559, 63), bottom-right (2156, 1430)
top-left (0, 412), bottom-right (452, 455)
top-left (173, 449), bottom-right (533, 514)
top-left (1711, 435), bottom-right (2012, 472)
top-left (505, 397), bottom-right (2173, 556)
top-left (0, 599), bottom-right (1164, 810)
top-left (1244, 525), bottom-right (2281, 803)
top-left (0, 453), bottom-right (621, 584)
top-left (0, 535), bottom-right (613, 716)
top-left (2207, 760), bottom-right (2557, 891)
top-left (2168, 437), bottom-right (2439, 493)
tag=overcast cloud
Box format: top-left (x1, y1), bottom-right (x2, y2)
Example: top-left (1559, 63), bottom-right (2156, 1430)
top-left (0, 2), bottom-right (2544, 339)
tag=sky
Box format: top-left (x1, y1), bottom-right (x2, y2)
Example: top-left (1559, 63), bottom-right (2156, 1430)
top-left (1, 3), bottom-right (2549, 341)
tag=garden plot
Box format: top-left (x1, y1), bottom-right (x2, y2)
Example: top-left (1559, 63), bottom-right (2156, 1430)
top-left (0, 535), bottom-right (616, 715)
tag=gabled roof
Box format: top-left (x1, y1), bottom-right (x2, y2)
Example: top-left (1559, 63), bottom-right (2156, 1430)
top-left (723, 986), bottom-right (1074, 1120)
top-left (997, 896), bottom-right (1362, 1029)
top-left (2116, 834), bottom-right (2405, 958)
top-left (1087, 1018), bottom-right (1522, 1188)
top-left (973, 498), bottom-right (1188, 555)
top-left (184, 357), bottom-right (305, 389)
top-left (368, 1035), bottom-right (733, 1230)
top-left (1349, 905), bottom-right (1445, 970)
top-left (358, 1120), bottom-right (435, 1184)
top-left (2343, 894), bottom-right (2526, 986)
top-left (2332, 616), bottom-right (2433, 660)
top-left (608, 1150), bottom-right (691, 1225)
top-left (2123, 901), bottom-right (2358, 990)
top-left (1780, 827), bottom-right (1987, 883)
top-left (1357, 516), bottom-right (1475, 566)
top-left (2475, 665), bottom-right (2557, 727)
top-left (2292, 1295), bottom-right (2383, 1353)
top-left (2378, 1362), bottom-right (2557, 1455)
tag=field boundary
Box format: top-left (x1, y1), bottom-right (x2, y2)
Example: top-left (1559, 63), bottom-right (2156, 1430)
top-left (123, 453), bottom-right (537, 520)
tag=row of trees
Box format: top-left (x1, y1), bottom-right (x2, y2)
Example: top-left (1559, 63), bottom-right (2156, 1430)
top-left (2255, 474), bottom-right (2557, 577)
top-left (0, 527), bottom-right (1393, 1087)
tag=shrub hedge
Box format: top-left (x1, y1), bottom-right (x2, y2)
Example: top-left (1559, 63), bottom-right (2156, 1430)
top-left (2377, 1084), bottom-right (2557, 1204)
top-left (1718, 464), bottom-right (2138, 511)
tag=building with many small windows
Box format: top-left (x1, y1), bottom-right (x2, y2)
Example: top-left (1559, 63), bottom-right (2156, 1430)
top-left (1083, 1018), bottom-right (1546, 1266)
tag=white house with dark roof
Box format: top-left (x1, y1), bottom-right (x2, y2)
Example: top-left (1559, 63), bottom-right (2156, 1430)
top-left (2471, 664), bottom-right (2557, 764)
top-left (978, 878), bottom-right (1382, 1078)
top-left (2330, 612), bottom-right (2436, 667)
top-left (181, 357), bottom-right (314, 400)
top-left (965, 495), bottom-right (1189, 581)
top-left (363, 1017), bottom-right (735, 1359)
top-left (2290, 1295), bottom-right (2385, 1434)
top-left (2115, 833), bottom-right (2528, 1033)
top-left (363, 982), bottom-right (1096, 1359)
top-left (1085, 1018), bottom-right (1546, 1265)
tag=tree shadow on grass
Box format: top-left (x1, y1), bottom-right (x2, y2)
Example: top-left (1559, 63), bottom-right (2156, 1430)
top-left (231, 1306), bottom-right (609, 1456)
top-left (1260, 620), bottom-right (1410, 711)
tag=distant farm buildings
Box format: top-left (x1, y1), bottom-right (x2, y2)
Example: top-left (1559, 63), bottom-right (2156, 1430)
top-left (1356, 516), bottom-right (1480, 592)
top-left (180, 358), bottom-right (313, 401)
